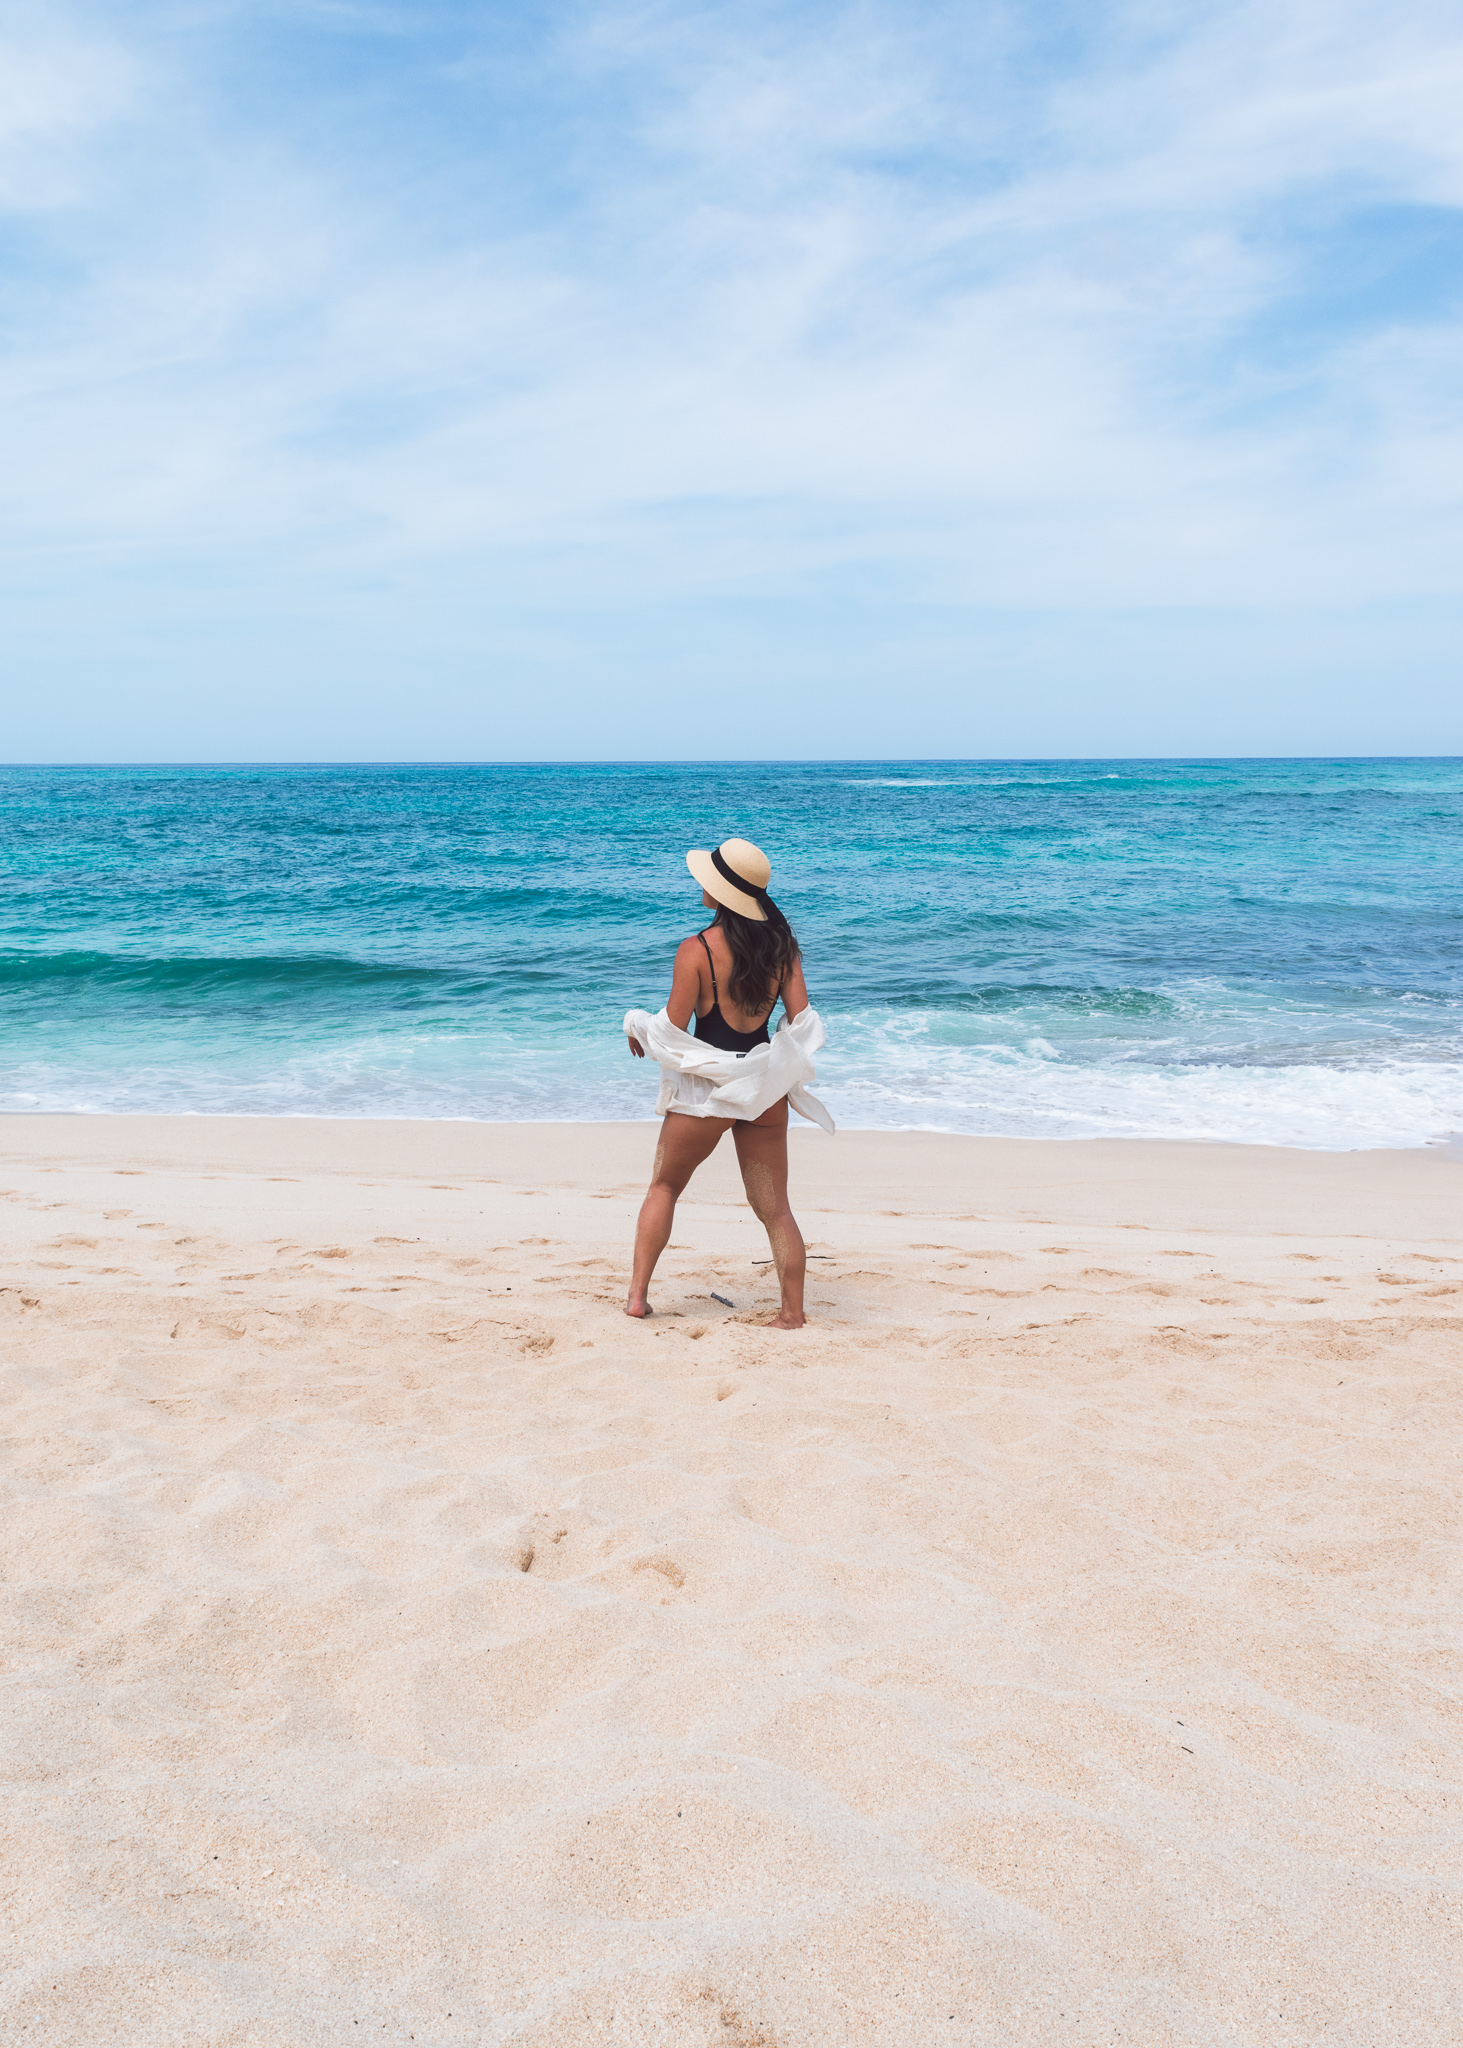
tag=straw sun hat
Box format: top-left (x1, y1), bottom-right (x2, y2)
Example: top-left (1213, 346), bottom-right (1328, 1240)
top-left (686, 838), bottom-right (773, 922)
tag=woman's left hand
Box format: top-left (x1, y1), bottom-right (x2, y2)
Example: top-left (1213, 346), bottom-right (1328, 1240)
top-left (627, 1035), bottom-right (646, 1058)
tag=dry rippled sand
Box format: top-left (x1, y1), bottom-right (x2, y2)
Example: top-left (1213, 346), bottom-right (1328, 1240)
top-left (2, 1119), bottom-right (1460, 2047)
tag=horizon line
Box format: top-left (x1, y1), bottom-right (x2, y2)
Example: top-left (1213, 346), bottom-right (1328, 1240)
top-left (4, 754), bottom-right (1462, 771)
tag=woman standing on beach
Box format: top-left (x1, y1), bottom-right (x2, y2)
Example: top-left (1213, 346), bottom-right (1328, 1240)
top-left (623, 839), bottom-right (832, 1330)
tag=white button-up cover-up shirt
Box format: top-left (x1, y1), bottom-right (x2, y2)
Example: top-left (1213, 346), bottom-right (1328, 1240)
top-left (622, 1005), bottom-right (835, 1132)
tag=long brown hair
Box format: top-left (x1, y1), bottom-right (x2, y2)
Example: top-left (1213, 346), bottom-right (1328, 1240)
top-left (713, 896), bottom-right (800, 1016)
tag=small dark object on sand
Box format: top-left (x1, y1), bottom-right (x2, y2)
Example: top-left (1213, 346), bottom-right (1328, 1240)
top-left (711, 1292), bottom-right (734, 1308)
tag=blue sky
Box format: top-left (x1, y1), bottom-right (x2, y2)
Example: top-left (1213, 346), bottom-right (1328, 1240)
top-left (4, 0), bottom-right (1463, 759)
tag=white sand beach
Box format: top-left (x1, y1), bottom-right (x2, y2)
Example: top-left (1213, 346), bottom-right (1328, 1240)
top-left (2, 1115), bottom-right (1460, 2046)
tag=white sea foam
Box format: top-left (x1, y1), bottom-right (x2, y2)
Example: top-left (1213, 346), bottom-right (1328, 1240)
top-left (822, 1049), bottom-right (1463, 1149)
top-left (818, 1006), bottom-right (1463, 1148)
top-left (5, 1017), bottom-right (1462, 1148)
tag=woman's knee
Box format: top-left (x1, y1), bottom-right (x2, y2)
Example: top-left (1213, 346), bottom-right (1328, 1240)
top-left (751, 1191), bottom-right (795, 1228)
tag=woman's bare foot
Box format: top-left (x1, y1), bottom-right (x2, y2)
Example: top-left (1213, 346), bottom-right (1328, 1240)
top-left (625, 1291), bottom-right (653, 1319)
top-left (765, 1311), bottom-right (804, 1329)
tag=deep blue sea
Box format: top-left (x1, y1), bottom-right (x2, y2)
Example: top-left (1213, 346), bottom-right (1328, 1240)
top-left (3, 760), bottom-right (1461, 1148)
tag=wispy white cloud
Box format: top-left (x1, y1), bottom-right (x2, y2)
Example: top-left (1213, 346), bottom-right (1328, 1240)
top-left (3, 0), bottom-right (1462, 754)
top-left (0, 9), bottom-right (137, 206)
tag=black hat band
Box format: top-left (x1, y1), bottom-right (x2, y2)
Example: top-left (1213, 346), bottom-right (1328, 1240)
top-left (712, 847), bottom-right (767, 899)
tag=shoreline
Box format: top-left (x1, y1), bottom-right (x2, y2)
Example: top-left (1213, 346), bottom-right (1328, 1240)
top-left (5, 1103), bottom-right (1460, 1156)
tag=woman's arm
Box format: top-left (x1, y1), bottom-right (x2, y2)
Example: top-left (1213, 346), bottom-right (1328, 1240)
top-left (780, 956), bottom-right (810, 1019)
top-left (666, 936), bottom-right (706, 1029)
top-left (630, 936), bottom-right (706, 1055)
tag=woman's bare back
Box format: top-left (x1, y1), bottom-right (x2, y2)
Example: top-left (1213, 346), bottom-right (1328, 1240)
top-left (679, 927), bottom-right (811, 1032)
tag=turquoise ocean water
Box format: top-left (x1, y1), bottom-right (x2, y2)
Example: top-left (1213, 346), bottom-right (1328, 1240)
top-left (3, 759), bottom-right (1461, 1148)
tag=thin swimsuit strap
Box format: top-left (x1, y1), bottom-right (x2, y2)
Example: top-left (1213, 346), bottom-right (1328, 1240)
top-left (695, 929), bottom-right (720, 1007)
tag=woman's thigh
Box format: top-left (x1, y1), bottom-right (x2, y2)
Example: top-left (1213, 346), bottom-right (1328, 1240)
top-left (747, 1094), bottom-right (789, 1132)
top-left (732, 1105), bottom-right (791, 1212)
top-left (653, 1111), bottom-right (733, 1192)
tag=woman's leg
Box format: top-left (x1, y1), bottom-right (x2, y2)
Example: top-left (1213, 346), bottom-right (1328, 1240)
top-left (626, 1112), bottom-right (731, 1317)
top-left (732, 1098), bottom-right (806, 1329)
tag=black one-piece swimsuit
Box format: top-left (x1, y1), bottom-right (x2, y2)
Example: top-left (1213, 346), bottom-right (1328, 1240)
top-left (691, 932), bottom-right (777, 1054)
